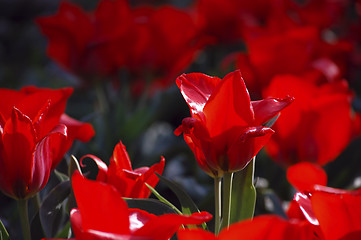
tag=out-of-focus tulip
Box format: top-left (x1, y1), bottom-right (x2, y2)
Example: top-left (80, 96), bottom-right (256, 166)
top-left (264, 75), bottom-right (361, 166)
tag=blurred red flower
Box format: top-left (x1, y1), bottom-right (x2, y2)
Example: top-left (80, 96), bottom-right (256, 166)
top-left (36, 0), bottom-right (131, 79)
top-left (65, 172), bottom-right (212, 240)
top-left (264, 75), bottom-right (361, 166)
top-left (195, 0), bottom-right (279, 44)
top-left (36, 1), bottom-right (205, 91)
top-left (126, 4), bottom-right (206, 93)
top-left (174, 70), bottom-right (293, 177)
top-left (81, 140), bottom-right (165, 198)
top-left (229, 26), bottom-right (352, 96)
top-left (0, 86), bottom-right (94, 199)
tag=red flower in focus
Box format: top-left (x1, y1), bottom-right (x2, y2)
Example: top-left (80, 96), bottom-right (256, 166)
top-left (174, 70), bottom-right (293, 177)
top-left (81, 140), bottom-right (164, 198)
top-left (36, 0), bottom-right (131, 79)
top-left (65, 172), bottom-right (212, 240)
top-left (0, 87), bottom-right (94, 199)
top-left (177, 215), bottom-right (318, 240)
top-left (264, 75), bottom-right (361, 166)
top-left (287, 163), bottom-right (361, 240)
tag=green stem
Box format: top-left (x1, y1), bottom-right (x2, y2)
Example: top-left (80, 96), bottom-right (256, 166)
top-left (214, 176), bottom-right (222, 235)
top-left (230, 157), bottom-right (257, 224)
top-left (31, 193), bottom-right (41, 212)
top-left (94, 82), bottom-right (109, 114)
top-left (221, 172), bottom-right (233, 230)
top-left (17, 199), bottom-right (31, 240)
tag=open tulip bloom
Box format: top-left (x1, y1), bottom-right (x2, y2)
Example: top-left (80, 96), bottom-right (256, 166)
top-left (61, 172), bottom-right (212, 240)
top-left (0, 86), bottom-right (94, 240)
top-left (174, 70), bottom-right (293, 232)
top-left (80, 140), bottom-right (165, 199)
top-left (174, 70), bottom-right (293, 177)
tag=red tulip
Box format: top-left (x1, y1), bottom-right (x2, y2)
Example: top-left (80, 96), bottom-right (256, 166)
top-left (36, 0), bottom-right (131, 79)
top-left (0, 86), bottom-right (94, 199)
top-left (174, 70), bottom-right (293, 177)
top-left (125, 4), bottom-right (206, 92)
top-left (66, 172), bottom-right (212, 240)
top-left (177, 215), bottom-right (319, 240)
top-left (81, 140), bottom-right (164, 198)
top-left (264, 75), bottom-right (361, 166)
top-left (286, 163), bottom-right (361, 240)
top-left (195, 0), bottom-right (277, 44)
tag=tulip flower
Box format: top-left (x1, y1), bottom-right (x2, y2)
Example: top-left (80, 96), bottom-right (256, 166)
top-left (264, 75), bottom-right (361, 166)
top-left (286, 163), bottom-right (361, 240)
top-left (36, 0), bottom-right (131, 79)
top-left (61, 172), bottom-right (212, 240)
top-left (174, 70), bottom-right (293, 177)
top-left (80, 140), bottom-right (165, 198)
top-left (0, 86), bottom-right (94, 200)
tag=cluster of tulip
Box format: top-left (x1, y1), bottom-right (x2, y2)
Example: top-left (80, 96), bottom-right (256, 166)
top-left (1, 0), bottom-right (361, 239)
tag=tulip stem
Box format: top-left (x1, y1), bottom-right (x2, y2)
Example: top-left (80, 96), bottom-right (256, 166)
top-left (17, 199), bottom-right (31, 240)
top-left (32, 193), bottom-right (41, 212)
top-left (221, 172), bottom-right (233, 230)
top-left (214, 176), bottom-right (222, 235)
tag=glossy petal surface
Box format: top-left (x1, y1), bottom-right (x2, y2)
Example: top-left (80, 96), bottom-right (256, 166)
top-left (176, 70), bottom-right (292, 176)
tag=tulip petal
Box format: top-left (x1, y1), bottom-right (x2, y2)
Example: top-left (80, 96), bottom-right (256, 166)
top-left (252, 96), bottom-right (294, 126)
top-left (227, 126), bottom-right (274, 172)
top-left (176, 73), bottom-right (220, 116)
top-left (31, 124), bottom-right (68, 196)
top-left (286, 162), bottom-right (327, 192)
top-left (175, 117), bottom-right (219, 177)
top-left (109, 141), bottom-right (132, 172)
top-left (133, 211), bottom-right (212, 240)
top-left (129, 157), bottom-right (165, 198)
top-left (218, 215), bottom-right (317, 240)
top-left (80, 154), bottom-right (108, 182)
top-left (60, 114), bottom-right (95, 142)
top-left (72, 172), bottom-right (130, 235)
top-left (19, 87), bottom-right (73, 139)
top-left (177, 228), bottom-right (217, 240)
top-left (311, 191), bottom-right (361, 240)
top-left (203, 70), bottom-right (254, 138)
top-left (293, 192), bottom-right (319, 226)
top-left (70, 209), bottom-right (133, 240)
top-left (0, 108), bottom-right (36, 199)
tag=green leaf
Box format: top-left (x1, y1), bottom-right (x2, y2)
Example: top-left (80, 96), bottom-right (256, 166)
top-left (156, 173), bottom-right (200, 216)
top-left (230, 157), bottom-right (256, 224)
top-left (39, 181), bottom-right (71, 238)
top-left (0, 219), bottom-right (9, 240)
top-left (126, 198), bottom-right (178, 215)
top-left (156, 173), bottom-right (208, 230)
top-left (145, 183), bottom-right (182, 215)
top-left (54, 169), bottom-right (69, 182)
top-left (30, 210), bottom-right (45, 240)
top-left (264, 113), bottom-right (280, 128)
top-left (55, 221), bottom-right (72, 239)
